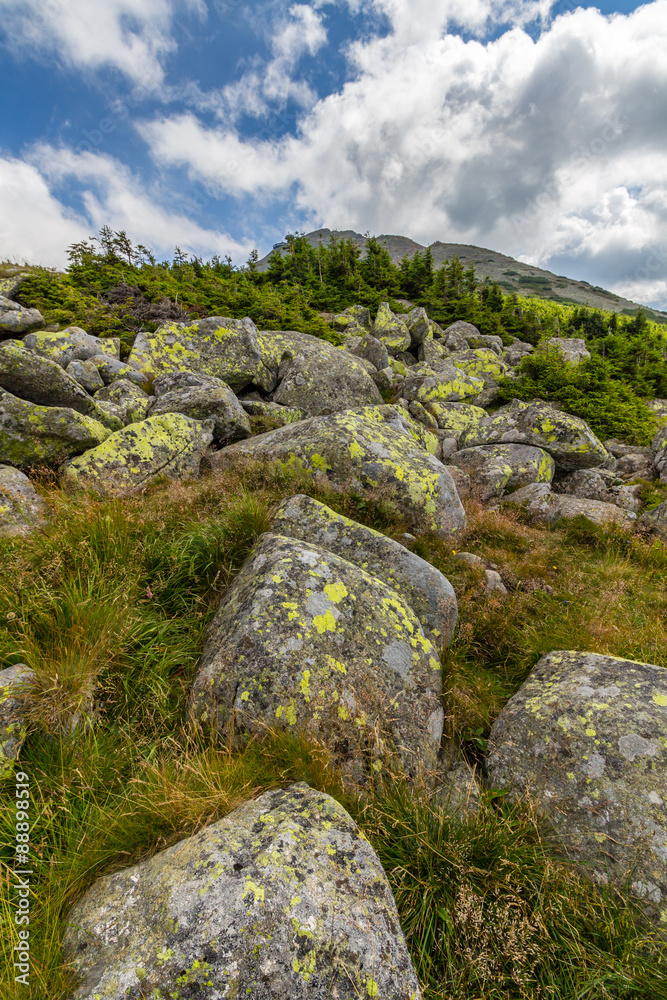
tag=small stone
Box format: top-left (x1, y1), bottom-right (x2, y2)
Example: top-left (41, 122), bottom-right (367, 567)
top-left (0, 664), bottom-right (35, 775)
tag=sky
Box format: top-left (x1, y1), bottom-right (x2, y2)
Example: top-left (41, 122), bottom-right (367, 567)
top-left (0, 0), bottom-right (666, 310)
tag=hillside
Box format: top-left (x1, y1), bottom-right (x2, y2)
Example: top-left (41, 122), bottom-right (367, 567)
top-left (1, 234), bottom-right (667, 999)
top-left (258, 228), bottom-right (667, 324)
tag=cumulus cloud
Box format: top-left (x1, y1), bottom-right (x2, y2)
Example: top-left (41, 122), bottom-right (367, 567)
top-left (138, 0), bottom-right (667, 308)
top-left (0, 146), bottom-right (251, 267)
top-left (0, 0), bottom-right (204, 89)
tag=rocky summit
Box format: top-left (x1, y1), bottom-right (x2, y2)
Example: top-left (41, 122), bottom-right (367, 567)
top-left (1, 246), bottom-right (667, 999)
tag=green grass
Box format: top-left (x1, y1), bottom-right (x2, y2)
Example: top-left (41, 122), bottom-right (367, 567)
top-left (1, 467), bottom-right (666, 999)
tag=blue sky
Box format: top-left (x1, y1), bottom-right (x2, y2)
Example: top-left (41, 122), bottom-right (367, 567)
top-left (0, 0), bottom-right (666, 310)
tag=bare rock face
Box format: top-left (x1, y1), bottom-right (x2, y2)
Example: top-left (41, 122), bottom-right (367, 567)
top-left (189, 532), bottom-right (445, 782)
top-left (486, 651), bottom-right (667, 923)
top-left (64, 784), bottom-right (423, 1000)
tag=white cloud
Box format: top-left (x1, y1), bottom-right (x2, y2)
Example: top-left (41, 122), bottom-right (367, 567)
top-left (139, 0), bottom-right (667, 309)
top-left (0, 146), bottom-right (252, 267)
top-left (0, 0), bottom-right (204, 89)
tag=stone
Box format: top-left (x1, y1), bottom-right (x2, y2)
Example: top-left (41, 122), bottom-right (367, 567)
top-left (88, 354), bottom-right (149, 388)
top-left (449, 444), bottom-right (555, 501)
top-left (0, 295), bottom-right (43, 336)
top-left (0, 339), bottom-right (119, 427)
top-left (607, 483), bottom-right (644, 514)
top-left (240, 399), bottom-right (306, 427)
top-left (441, 320), bottom-right (479, 351)
top-left (613, 453), bottom-right (655, 482)
top-left (486, 650), bottom-right (667, 922)
top-left (460, 398), bottom-right (609, 471)
top-left (128, 316), bottom-right (271, 392)
top-left (401, 363), bottom-right (484, 405)
top-left (484, 569), bottom-right (508, 596)
top-left (23, 326), bottom-right (119, 367)
top-left (444, 465), bottom-right (471, 501)
top-left (348, 333), bottom-right (389, 371)
top-left (372, 302), bottom-right (411, 353)
top-left (212, 405), bottom-right (466, 538)
top-left (189, 533), bottom-right (444, 780)
top-left (433, 760), bottom-right (481, 816)
top-left (408, 400), bottom-right (438, 430)
top-left (502, 483), bottom-right (636, 527)
top-left (272, 345), bottom-right (382, 416)
top-left (418, 338), bottom-right (450, 368)
top-left (0, 391), bottom-right (110, 467)
top-left (448, 348), bottom-right (510, 385)
top-left (60, 414), bottom-right (213, 496)
top-left (66, 359), bottom-right (105, 394)
top-left (0, 664), bottom-right (35, 776)
top-left (95, 379), bottom-right (154, 426)
top-left (64, 783), bottom-right (422, 1000)
top-left (0, 465), bottom-right (46, 536)
top-left (464, 333), bottom-right (503, 355)
top-left (555, 469), bottom-right (612, 502)
top-left (371, 367), bottom-right (394, 391)
top-left (272, 494), bottom-right (458, 645)
top-left (503, 339), bottom-right (534, 366)
top-left (332, 303), bottom-right (371, 332)
top-left (404, 306), bottom-right (432, 346)
top-left (0, 273), bottom-right (27, 299)
top-left (546, 337), bottom-right (591, 364)
top-left (151, 370), bottom-right (251, 443)
top-left (453, 552), bottom-right (486, 570)
top-left (423, 401), bottom-right (487, 443)
top-left (638, 501), bottom-right (667, 542)
top-left (652, 426), bottom-right (667, 483)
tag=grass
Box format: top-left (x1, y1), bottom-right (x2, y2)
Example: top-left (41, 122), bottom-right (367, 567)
top-left (0, 463), bottom-right (666, 999)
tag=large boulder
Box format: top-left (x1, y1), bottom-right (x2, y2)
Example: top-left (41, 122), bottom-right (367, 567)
top-left (272, 494), bottom-right (458, 645)
top-left (348, 333), bottom-right (389, 371)
top-left (422, 401), bottom-right (488, 443)
top-left (189, 533), bottom-right (444, 780)
top-left (151, 371), bottom-right (251, 443)
top-left (486, 651), bottom-right (667, 922)
top-left (372, 302), bottom-right (411, 353)
top-left (64, 783), bottom-right (422, 1000)
top-left (0, 295), bottom-right (43, 336)
top-left (546, 337), bottom-right (591, 364)
top-left (0, 340), bottom-right (119, 427)
top-left (0, 664), bottom-right (34, 776)
top-left (0, 391), bottom-right (110, 467)
top-left (211, 405), bottom-right (466, 538)
top-left (88, 354), bottom-right (148, 388)
top-left (95, 379), bottom-right (153, 426)
top-left (332, 303), bottom-right (371, 335)
top-left (272, 345), bottom-right (382, 416)
top-left (66, 359), bottom-right (105, 394)
top-left (441, 320), bottom-right (478, 351)
top-left (404, 306), bottom-right (432, 346)
top-left (128, 316), bottom-right (272, 392)
top-left (23, 326), bottom-right (119, 367)
top-left (449, 444), bottom-right (555, 501)
top-left (0, 465), bottom-right (46, 536)
top-left (460, 398), bottom-right (610, 470)
top-left (638, 501), bottom-right (667, 542)
top-left (400, 363), bottom-right (484, 404)
top-left (60, 413), bottom-right (213, 495)
top-left (501, 482), bottom-right (636, 527)
top-left (448, 348), bottom-right (510, 385)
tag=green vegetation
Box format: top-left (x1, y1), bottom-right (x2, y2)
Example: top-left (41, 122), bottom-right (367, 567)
top-left (0, 467), bottom-right (666, 1000)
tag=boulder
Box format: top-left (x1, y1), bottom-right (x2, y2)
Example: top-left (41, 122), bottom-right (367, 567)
top-left (441, 320), bottom-right (479, 351)
top-left (484, 569), bottom-right (508, 596)
top-left (464, 333), bottom-right (503, 355)
top-left (372, 366), bottom-right (394, 391)
top-left (189, 533), bottom-right (444, 780)
top-left (272, 346), bottom-right (382, 416)
top-left (128, 316), bottom-right (272, 392)
top-left (448, 348), bottom-right (510, 385)
top-left (348, 333), bottom-right (389, 371)
top-left (0, 664), bottom-right (34, 776)
top-left (418, 338), bottom-right (450, 368)
top-left (444, 465), bottom-right (471, 501)
top-left (151, 371), bottom-right (251, 443)
top-left (0, 391), bottom-right (110, 467)
top-left (503, 338), bottom-right (534, 367)
top-left (555, 469), bottom-right (615, 502)
top-left (240, 399), bottom-right (305, 427)
top-left (211, 405), bottom-right (465, 538)
top-left (0, 339), bottom-right (119, 427)
top-left (272, 494), bottom-right (458, 645)
top-left (546, 337), bottom-right (591, 364)
top-left (486, 650), bottom-right (667, 921)
top-left (652, 426), bottom-right (667, 483)
top-left (60, 414), bottom-right (213, 496)
top-left (0, 465), bottom-right (46, 536)
top-left (95, 379), bottom-right (153, 426)
top-left (64, 783), bottom-right (422, 1000)
top-left (401, 363), bottom-right (484, 405)
top-left (460, 398), bottom-right (609, 470)
top-left (372, 302), bottom-right (411, 353)
top-left (23, 326), bottom-right (119, 367)
top-left (502, 483), bottom-right (636, 527)
top-left (404, 306), bottom-right (432, 346)
top-left (638, 501), bottom-right (667, 542)
top-left (332, 303), bottom-right (371, 334)
top-left (66, 359), bottom-right (104, 394)
top-left (449, 444), bottom-right (555, 501)
top-left (423, 401), bottom-right (488, 443)
top-left (88, 354), bottom-right (148, 388)
top-left (0, 295), bottom-right (43, 336)
top-left (408, 400), bottom-right (438, 430)
top-left (614, 453), bottom-right (655, 482)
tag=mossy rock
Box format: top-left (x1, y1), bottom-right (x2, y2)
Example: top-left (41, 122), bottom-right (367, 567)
top-left (60, 413), bottom-right (213, 496)
top-left (486, 651), bottom-right (667, 924)
top-left (151, 371), bottom-right (251, 443)
top-left (401, 362), bottom-right (484, 404)
top-left (449, 443), bottom-right (555, 501)
top-left (272, 344), bottom-right (382, 416)
top-left (212, 405), bottom-right (465, 538)
top-left (372, 302), bottom-right (411, 353)
top-left (0, 390), bottom-right (110, 467)
top-left (461, 398), bottom-right (610, 471)
top-left (272, 494), bottom-right (458, 646)
top-left (0, 465), bottom-right (47, 536)
top-left (189, 532), bottom-right (444, 781)
top-left (0, 295), bottom-right (43, 336)
top-left (23, 326), bottom-right (119, 367)
top-left (504, 484), bottom-right (637, 527)
top-left (95, 379), bottom-right (153, 426)
top-left (423, 401), bottom-right (488, 442)
top-left (64, 783), bottom-right (422, 1000)
top-left (448, 348), bottom-right (510, 385)
top-left (0, 664), bottom-right (35, 777)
